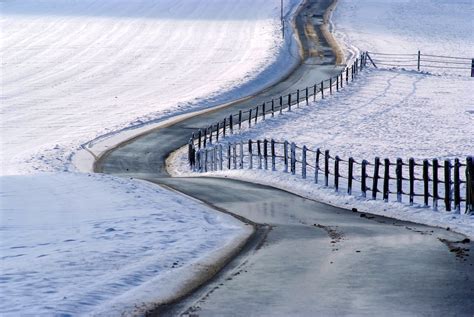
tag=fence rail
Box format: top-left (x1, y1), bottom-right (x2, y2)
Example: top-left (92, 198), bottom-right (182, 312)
top-left (366, 51), bottom-right (474, 76)
top-left (184, 51), bottom-right (474, 214)
top-left (190, 139), bottom-right (474, 214)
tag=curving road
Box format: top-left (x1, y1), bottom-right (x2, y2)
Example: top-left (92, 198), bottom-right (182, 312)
top-left (95, 0), bottom-right (474, 315)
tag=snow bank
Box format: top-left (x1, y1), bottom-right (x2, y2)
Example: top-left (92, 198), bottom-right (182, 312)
top-left (0, 173), bottom-right (252, 315)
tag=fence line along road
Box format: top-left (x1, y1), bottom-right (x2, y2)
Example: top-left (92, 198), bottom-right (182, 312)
top-left (191, 139), bottom-right (474, 214)
top-left (188, 53), bottom-right (367, 151)
top-left (185, 52), bottom-right (474, 214)
top-left (366, 51), bottom-right (474, 76)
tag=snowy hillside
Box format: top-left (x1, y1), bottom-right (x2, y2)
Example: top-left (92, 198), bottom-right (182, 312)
top-left (0, 0), bottom-right (301, 315)
top-left (1, 0), bottom-right (299, 174)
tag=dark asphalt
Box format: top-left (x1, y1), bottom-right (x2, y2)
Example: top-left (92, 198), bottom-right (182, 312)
top-left (95, 0), bottom-right (474, 316)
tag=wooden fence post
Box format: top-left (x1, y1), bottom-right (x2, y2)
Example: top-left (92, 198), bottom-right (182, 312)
top-left (336, 76), bottom-right (339, 92)
top-left (257, 140), bottom-right (262, 169)
top-left (409, 158), bottom-right (415, 205)
top-left (315, 149), bottom-right (320, 184)
top-left (188, 140), bottom-right (193, 169)
top-left (296, 89), bottom-right (300, 107)
top-left (262, 102), bottom-right (266, 120)
top-left (230, 114), bottom-right (234, 134)
top-left (340, 73), bottom-right (343, 88)
top-left (223, 118), bottom-right (226, 137)
top-left (198, 129), bottom-right (202, 149)
top-left (348, 157), bottom-right (354, 195)
top-left (417, 50), bottom-right (421, 72)
top-left (209, 125), bottom-right (213, 145)
top-left (305, 87), bottom-right (309, 105)
top-left (290, 142), bottom-right (296, 175)
top-left (227, 143), bottom-right (231, 169)
top-left (248, 109), bottom-right (252, 127)
top-left (334, 156), bottom-right (340, 192)
top-left (453, 158), bottom-right (461, 213)
top-left (271, 99), bottom-right (275, 117)
top-left (383, 158), bottom-right (390, 202)
top-left (471, 59), bottom-right (474, 77)
top-left (313, 84), bottom-right (317, 101)
top-left (396, 158), bottom-right (403, 203)
top-left (279, 96), bottom-right (283, 114)
top-left (423, 159), bottom-right (429, 207)
top-left (346, 67), bottom-right (349, 83)
top-left (324, 150), bottom-right (330, 186)
top-left (284, 141), bottom-right (289, 172)
top-left (444, 160), bottom-right (451, 211)
top-left (271, 139), bottom-right (276, 171)
top-left (204, 148), bottom-right (208, 172)
top-left (372, 157), bottom-right (380, 200)
top-left (203, 128), bottom-right (207, 148)
top-left (302, 146), bottom-right (307, 179)
top-left (238, 111), bottom-right (242, 130)
top-left (288, 93), bottom-right (292, 111)
top-left (254, 106), bottom-right (258, 125)
top-left (329, 78), bottom-right (332, 95)
top-left (361, 159), bottom-right (367, 198)
top-left (216, 122), bottom-right (220, 142)
top-left (433, 158), bottom-right (439, 211)
top-left (467, 157), bottom-right (474, 213)
top-left (321, 81), bottom-right (324, 99)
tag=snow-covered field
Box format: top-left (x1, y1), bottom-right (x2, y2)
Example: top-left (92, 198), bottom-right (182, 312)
top-left (333, 0), bottom-right (474, 60)
top-left (1, 0), bottom-right (301, 314)
top-left (1, 0), bottom-right (300, 173)
top-left (1, 173), bottom-right (251, 315)
top-left (171, 0), bottom-right (474, 236)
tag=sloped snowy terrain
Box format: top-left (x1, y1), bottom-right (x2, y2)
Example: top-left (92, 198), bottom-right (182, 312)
top-left (1, 173), bottom-right (251, 315)
top-left (0, 0), bottom-right (300, 314)
top-left (1, 0), bottom-right (299, 173)
top-left (171, 0), bottom-right (474, 236)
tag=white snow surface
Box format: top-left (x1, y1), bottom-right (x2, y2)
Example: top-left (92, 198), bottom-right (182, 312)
top-left (332, 0), bottom-right (474, 59)
top-left (1, 173), bottom-right (251, 315)
top-left (1, 0), bottom-right (301, 315)
top-left (1, 0), bottom-right (300, 174)
top-left (170, 0), bottom-right (474, 237)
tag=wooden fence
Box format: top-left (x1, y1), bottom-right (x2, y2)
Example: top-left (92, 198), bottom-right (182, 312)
top-left (188, 53), bottom-right (367, 151)
top-left (366, 51), bottom-right (473, 76)
top-left (190, 139), bottom-right (474, 214)
top-left (185, 52), bottom-right (474, 214)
